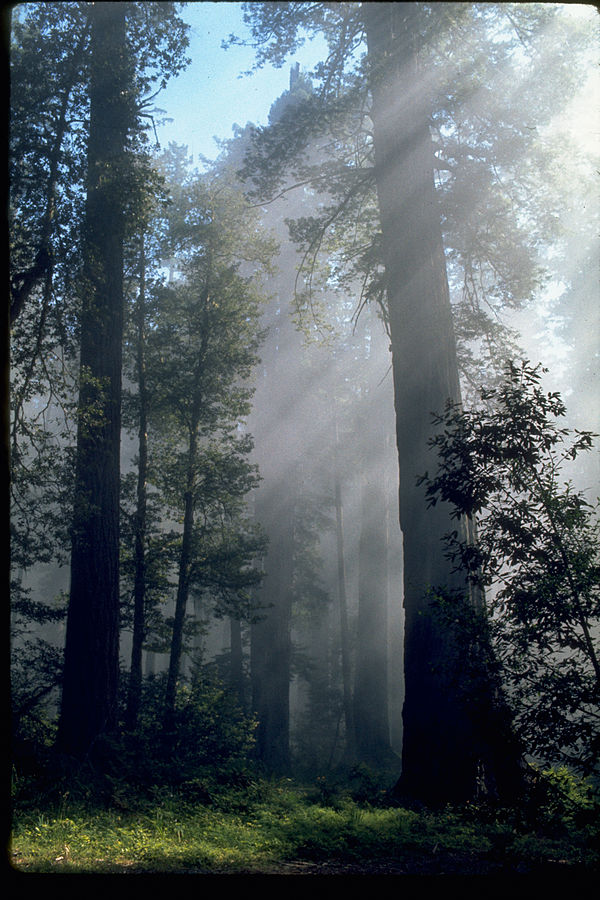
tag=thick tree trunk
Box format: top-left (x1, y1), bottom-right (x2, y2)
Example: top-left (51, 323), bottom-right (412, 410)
top-left (353, 471), bottom-right (393, 766)
top-left (364, 3), bottom-right (523, 804)
top-left (57, 3), bottom-right (130, 759)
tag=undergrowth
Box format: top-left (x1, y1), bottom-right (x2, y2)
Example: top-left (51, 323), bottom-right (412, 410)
top-left (9, 767), bottom-right (600, 875)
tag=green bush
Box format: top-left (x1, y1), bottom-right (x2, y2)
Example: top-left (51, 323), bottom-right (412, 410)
top-left (114, 672), bottom-right (258, 796)
top-left (533, 766), bottom-right (600, 834)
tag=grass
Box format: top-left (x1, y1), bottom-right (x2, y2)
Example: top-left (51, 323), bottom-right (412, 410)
top-left (8, 777), bottom-right (600, 875)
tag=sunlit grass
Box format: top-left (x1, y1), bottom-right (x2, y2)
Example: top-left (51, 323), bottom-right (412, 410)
top-left (10, 780), bottom-right (599, 874)
top-left (11, 802), bottom-right (290, 873)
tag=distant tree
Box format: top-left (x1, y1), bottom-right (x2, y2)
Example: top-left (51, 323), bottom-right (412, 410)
top-left (221, 95), bottom-right (319, 774)
top-left (332, 410), bottom-right (355, 763)
top-left (141, 172), bottom-right (274, 729)
top-left (123, 231), bottom-right (151, 731)
top-left (119, 148), bottom-right (175, 731)
top-left (420, 361), bottom-right (600, 776)
top-left (226, 87), bottom-right (401, 771)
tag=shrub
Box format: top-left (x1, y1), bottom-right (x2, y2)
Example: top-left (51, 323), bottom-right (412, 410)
top-left (114, 672), bottom-right (258, 795)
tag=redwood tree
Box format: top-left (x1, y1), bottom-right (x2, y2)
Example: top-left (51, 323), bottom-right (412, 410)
top-left (58, 2), bottom-right (132, 757)
top-left (56, 2), bottom-right (190, 759)
top-left (230, 0), bottom-right (580, 802)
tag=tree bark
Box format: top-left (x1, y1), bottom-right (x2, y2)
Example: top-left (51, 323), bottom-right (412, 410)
top-left (58, 3), bottom-right (130, 759)
top-left (353, 470), bottom-right (393, 766)
top-left (364, 3), bottom-right (523, 804)
top-left (229, 616), bottom-right (246, 709)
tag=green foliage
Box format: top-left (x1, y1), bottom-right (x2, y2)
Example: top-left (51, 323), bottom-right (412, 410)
top-left (421, 360), bottom-right (600, 773)
top-left (533, 767), bottom-right (600, 835)
top-left (11, 637), bottom-right (64, 726)
top-left (114, 673), bottom-right (258, 795)
top-left (232, 3), bottom-right (595, 389)
top-left (138, 174), bottom-right (270, 656)
top-left (11, 774), bottom-right (599, 874)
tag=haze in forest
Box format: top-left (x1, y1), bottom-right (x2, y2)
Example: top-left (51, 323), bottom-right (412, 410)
top-left (8, 0), bottom-right (600, 844)
top-left (157, 1), bottom-right (600, 456)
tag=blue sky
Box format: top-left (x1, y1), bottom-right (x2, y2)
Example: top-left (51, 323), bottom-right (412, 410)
top-left (153, 1), bottom-right (328, 163)
top-left (154, 3), bottom-right (598, 165)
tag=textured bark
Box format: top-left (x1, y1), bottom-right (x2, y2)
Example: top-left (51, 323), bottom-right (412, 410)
top-left (364, 3), bottom-right (523, 803)
top-left (58, 3), bottom-right (130, 758)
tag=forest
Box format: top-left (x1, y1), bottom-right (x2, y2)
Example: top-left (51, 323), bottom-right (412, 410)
top-left (7, 0), bottom-right (600, 877)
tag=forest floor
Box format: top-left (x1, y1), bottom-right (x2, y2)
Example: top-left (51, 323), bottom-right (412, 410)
top-left (9, 774), bottom-right (599, 880)
top-left (9, 846), bottom-right (597, 878)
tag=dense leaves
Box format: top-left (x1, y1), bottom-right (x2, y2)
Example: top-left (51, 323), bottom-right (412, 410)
top-left (10, 2), bottom-right (191, 746)
top-left (421, 361), bottom-right (600, 773)
top-left (231, 2), bottom-right (593, 387)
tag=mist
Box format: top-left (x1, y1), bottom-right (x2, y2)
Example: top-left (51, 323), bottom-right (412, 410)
top-left (8, 1), bottom-right (600, 873)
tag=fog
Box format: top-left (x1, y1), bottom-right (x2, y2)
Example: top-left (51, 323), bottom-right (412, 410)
top-left (10, 3), bottom-right (599, 784)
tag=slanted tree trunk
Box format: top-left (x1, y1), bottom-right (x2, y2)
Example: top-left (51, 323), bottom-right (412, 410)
top-left (164, 416), bottom-right (199, 728)
top-left (57, 3), bottom-right (131, 759)
top-left (364, 2), bottom-right (523, 804)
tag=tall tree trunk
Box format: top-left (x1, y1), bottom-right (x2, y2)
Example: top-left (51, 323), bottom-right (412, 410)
top-left (247, 226), bottom-right (300, 774)
top-left (353, 470), bottom-right (393, 766)
top-left (57, 3), bottom-right (130, 759)
top-left (333, 421), bottom-right (355, 761)
top-left (251, 482), bottom-right (294, 773)
top-left (364, 3), bottom-right (523, 804)
top-left (126, 236), bottom-right (149, 731)
top-left (387, 495), bottom-right (404, 756)
top-left (164, 423), bottom-right (198, 727)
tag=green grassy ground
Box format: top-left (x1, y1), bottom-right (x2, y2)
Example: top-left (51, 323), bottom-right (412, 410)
top-left (8, 778), bottom-right (600, 875)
